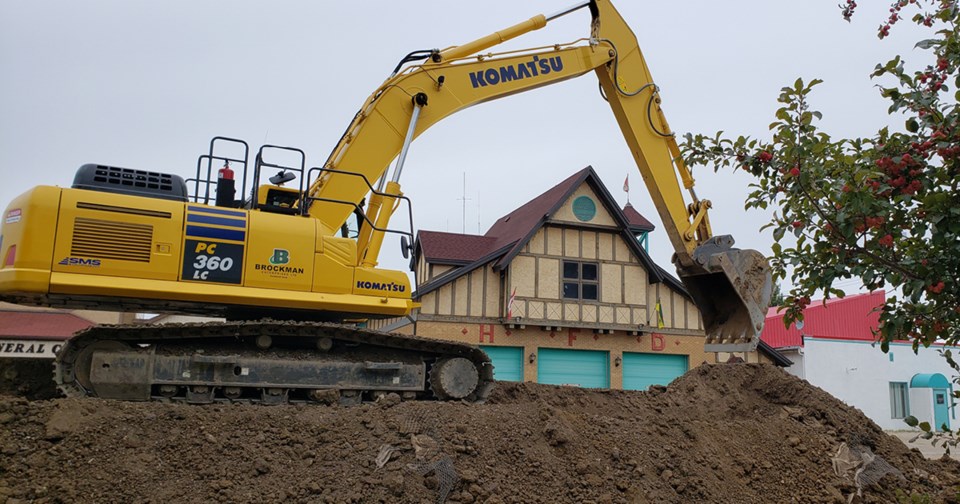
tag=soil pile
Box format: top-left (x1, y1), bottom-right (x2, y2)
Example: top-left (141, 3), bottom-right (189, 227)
top-left (1, 364), bottom-right (958, 504)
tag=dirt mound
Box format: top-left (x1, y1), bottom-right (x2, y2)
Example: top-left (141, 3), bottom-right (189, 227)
top-left (0, 359), bottom-right (57, 401)
top-left (1, 364), bottom-right (957, 503)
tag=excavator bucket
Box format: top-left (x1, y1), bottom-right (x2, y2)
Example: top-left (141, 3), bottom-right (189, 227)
top-left (676, 236), bottom-right (773, 353)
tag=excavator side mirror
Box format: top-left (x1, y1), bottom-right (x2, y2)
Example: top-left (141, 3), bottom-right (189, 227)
top-left (400, 235), bottom-right (411, 259)
top-left (269, 171), bottom-right (296, 185)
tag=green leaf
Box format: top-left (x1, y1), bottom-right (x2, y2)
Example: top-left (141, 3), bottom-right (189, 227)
top-left (773, 227), bottom-right (785, 242)
top-left (905, 415), bottom-right (920, 427)
top-left (919, 421), bottom-right (931, 432)
top-left (906, 118), bottom-right (920, 133)
top-left (915, 39), bottom-right (939, 50)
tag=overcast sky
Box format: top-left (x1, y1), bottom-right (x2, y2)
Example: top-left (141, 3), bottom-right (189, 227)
top-left (0, 1), bottom-right (931, 292)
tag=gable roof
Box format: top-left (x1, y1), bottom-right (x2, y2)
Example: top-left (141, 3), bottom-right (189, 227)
top-left (484, 167), bottom-right (660, 276)
top-left (622, 203), bottom-right (655, 232)
top-left (415, 241), bottom-right (516, 297)
top-left (414, 166), bottom-right (672, 297)
top-left (761, 291), bottom-right (885, 349)
top-left (0, 309), bottom-right (95, 340)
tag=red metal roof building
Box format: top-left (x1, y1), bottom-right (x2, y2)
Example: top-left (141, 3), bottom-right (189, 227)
top-left (0, 309), bottom-right (94, 340)
top-left (761, 291), bottom-right (885, 349)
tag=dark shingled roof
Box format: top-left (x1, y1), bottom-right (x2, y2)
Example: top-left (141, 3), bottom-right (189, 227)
top-left (482, 169), bottom-right (590, 269)
top-left (416, 231), bottom-right (499, 265)
top-left (622, 203), bottom-right (655, 232)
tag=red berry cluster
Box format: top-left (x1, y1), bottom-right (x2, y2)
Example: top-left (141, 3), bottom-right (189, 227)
top-left (917, 58), bottom-right (950, 92)
top-left (853, 216), bottom-right (888, 235)
top-left (841, 0), bottom-right (858, 22)
top-left (879, 0), bottom-right (922, 38)
top-left (757, 151), bottom-right (773, 163)
top-left (906, 315), bottom-right (950, 339)
top-left (928, 280), bottom-right (946, 294)
top-left (872, 151), bottom-right (925, 196)
top-left (865, 216), bottom-right (886, 229)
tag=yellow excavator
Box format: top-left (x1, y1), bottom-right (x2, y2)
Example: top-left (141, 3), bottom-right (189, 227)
top-left (0, 0), bottom-right (770, 404)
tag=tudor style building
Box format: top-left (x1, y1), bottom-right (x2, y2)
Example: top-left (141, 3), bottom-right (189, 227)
top-left (371, 167), bottom-right (788, 389)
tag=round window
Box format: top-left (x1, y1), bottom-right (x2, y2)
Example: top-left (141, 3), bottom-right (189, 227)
top-left (572, 196), bottom-right (596, 222)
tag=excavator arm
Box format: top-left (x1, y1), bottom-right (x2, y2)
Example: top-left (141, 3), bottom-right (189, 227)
top-left (308, 0), bottom-right (771, 351)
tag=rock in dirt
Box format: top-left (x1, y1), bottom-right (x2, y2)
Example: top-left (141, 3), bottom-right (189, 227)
top-left (1, 364), bottom-right (958, 503)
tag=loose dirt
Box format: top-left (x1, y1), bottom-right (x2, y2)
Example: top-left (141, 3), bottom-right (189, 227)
top-left (1, 364), bottom-right (958, 503)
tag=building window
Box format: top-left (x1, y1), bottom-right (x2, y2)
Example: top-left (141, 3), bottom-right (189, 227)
top-left (562, 261), bottom-right (598, 301)
top-left (889, 382), bottom-right (909, 419)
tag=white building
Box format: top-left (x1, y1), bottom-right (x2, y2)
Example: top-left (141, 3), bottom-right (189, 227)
top-left (762, 292), bottom-right (955, 431)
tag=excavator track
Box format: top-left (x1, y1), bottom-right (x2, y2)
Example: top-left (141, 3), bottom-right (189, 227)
top-left (54, 321), bottom-right (494, 405)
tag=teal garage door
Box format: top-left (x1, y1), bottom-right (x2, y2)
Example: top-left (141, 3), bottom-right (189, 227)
top-left (537, 348), bottom-right (609, 389)
top-left (622, 352), bottom-right (688, 391)
top-left (481, 346), bottom-right (524, 382)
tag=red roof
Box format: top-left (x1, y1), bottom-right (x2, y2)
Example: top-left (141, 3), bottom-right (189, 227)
top-left (417, 231), bottom-right (499, 264)
top-left (761, 291), bottom-right (885, 349)
top-left (0, 310), bottom-right (94, 340)
top-left (621, 203), bottom-right (655, 232)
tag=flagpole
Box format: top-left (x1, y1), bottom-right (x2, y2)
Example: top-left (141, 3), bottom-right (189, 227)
top-left (623, 174), bottom-right (630, 205)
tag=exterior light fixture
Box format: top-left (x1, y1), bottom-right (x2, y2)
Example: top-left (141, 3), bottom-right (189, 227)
top-left (528, 353), bottom-right (537, 363)
top-left (614, 356), bottom-right (622, 367)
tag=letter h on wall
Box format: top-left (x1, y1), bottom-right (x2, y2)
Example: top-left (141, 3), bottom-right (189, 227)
top-left (479, 324), bottom-right (495, 343)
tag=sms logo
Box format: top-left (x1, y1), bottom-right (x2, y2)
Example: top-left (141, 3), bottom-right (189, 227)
top-left (58, 257), bottom-right (101, 267)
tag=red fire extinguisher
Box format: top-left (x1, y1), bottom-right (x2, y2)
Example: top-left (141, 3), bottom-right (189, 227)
top-left (218, 161), bottom-right (234, 180)
top-left (216, 161), bottom-right (236, 207)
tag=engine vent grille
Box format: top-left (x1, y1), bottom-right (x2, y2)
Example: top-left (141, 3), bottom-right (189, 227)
top-left (91, 166), bottom-right (175, 191)
top-left (72, 164), bottom-right (188, 202)
top-left (71, 218), bottom-right (153, 262)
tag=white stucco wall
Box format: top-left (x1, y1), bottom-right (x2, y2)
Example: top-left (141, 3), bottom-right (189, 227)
top-left (798, 337), bottom-right (956, 431)
top-left (779, 349), bottom-right (805, 380)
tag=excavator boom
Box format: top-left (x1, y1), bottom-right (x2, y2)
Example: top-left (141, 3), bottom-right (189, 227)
top-left (311, 0), bottom-right (771, 350)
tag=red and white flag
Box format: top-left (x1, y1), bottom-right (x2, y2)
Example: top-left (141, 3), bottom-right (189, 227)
top-left (623, 174), bottom-right (629, 193)
top-left (507, 287), bottom-right (517, 320)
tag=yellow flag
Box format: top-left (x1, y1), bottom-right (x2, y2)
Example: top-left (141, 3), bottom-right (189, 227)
top-left (655, 297), bottom-right (665, 329)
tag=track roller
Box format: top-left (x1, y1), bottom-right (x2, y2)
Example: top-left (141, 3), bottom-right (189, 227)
top-left (430, 357), bottom-right (480, 400)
